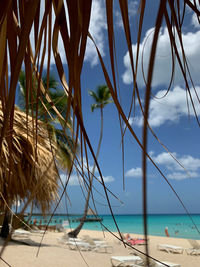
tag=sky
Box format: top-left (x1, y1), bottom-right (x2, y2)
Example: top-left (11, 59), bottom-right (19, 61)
top-left (26, 1), bottom-right (200, 215)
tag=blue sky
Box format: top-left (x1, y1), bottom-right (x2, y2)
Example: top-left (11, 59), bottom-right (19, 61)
top-left (28, 1), bottom-right (200, 215)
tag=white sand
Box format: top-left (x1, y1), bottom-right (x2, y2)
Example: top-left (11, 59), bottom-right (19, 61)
top-left (0, 229), bottom-right (200, 266)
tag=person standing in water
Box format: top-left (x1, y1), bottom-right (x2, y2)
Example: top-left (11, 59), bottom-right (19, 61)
top-left (165, 226), bottom-right (169, 237)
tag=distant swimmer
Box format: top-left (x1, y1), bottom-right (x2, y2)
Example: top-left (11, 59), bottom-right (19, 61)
top-left (165, 226), bottom-right (169, 237)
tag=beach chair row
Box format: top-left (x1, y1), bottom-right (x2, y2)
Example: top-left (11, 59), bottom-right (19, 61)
top-left (157, 240), bottom-right (200, 256)
top-left (110, 255), bottom-right (181, 267)
top-left (58, 235), bottom-right (113, 253)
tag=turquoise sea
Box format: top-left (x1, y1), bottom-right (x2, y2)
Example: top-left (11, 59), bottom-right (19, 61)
top-left (27, 214), bottom-right (200, 240)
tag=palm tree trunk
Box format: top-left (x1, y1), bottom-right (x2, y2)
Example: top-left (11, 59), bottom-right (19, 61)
top-left (0, 207), bottom-right (10, 239)
top-left (26, 201), bottom-right (34, 225)
top-left (68, 108), bottom-right (103, 238)
top-left (0, 183), bottom-right (11, 239)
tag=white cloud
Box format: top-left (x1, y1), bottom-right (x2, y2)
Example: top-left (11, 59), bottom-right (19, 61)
top-left (81, 157), bottom-right (96, 174)
top-left (179, 155), bottom-right (200, 172)
top-left (29, 1), bottom-right (66, 68)
top-left (125, 167), bottom-right (143, 178)
top-left (73, 156), bottom-right (98, 176)
top-left (69, 156), bottom-right (115, 186)
top-left (98, 175), bottom-right (115, 183)
top-left (29, 0), bottom-right (106, 68)
top-left (125, 167), bottom-right (155, 179)
top-left (122, 27), bottom-right (200, 87)
top-left (115, 1), bottom-right (138, 29)
top-left (191, 13), bottom-right (200, 28)
top-left (60, 173), bottom-right (81, 186)
top-left (60, 167), bottom-right (115, 186)
top-left (189, 0), bottom-right (200, 13)
top-left (167, 171), bottom-right (198, 180)
top-left (152, 152), bottom-right (200, 180)
top-left (128, 1), bottom-right (138, 17)
top-left (115, 10), bottom-right (124, 28)
top-left (85, 0), bottom-right (107, 66)
top-left (153, 152), bottom-right (200, 171)
top-left (131, 86), bottom-right (200, 127)
top-left (152, 152), bottom-right (178, 169)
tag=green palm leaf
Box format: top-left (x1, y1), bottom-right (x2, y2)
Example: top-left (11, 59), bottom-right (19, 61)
top-left (17, 70), bottom-right (76, 171)
top-left (89, 85), bottom-right (113, 111)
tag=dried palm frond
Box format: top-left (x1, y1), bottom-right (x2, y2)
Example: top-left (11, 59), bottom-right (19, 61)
top-left (0, 104), bottom-right (59, 214)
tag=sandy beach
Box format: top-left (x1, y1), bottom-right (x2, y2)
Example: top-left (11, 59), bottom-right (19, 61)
top-left (0, 229), bottom-right (200, 267)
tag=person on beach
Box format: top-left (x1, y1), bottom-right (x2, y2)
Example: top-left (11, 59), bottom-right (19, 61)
top-left (165, 226), bottom-right (169, 237)
top-left (125, 233), bottom-right (132, 241)
top-left (124, 233), bottom-right (146, 246)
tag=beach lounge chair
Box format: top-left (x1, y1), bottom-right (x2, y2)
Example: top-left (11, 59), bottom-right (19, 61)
top-left (157, 244), bottom-right (184, 254)
top-left (139, 256), bottom-right (181, 266)
top-left (12, 228), bottom-right (30, 238)
top-left (65, 240), bottom-right (92, 251)
top-left (130, 261), bottom-right (181, 267)
top-left (57, 234), bottom-right (82, 245)
top-left (57, 233), bottom-right (68, 244)
top-left (123, 234), bottom-right (147, 246)
top-left (128, 250), bottom-right (181, 267)
top-left (61, 236), bottom-right (96, 251)
top-left (110, 256), bottom-right (143, 266)
top-left (186, 239), bottom-right (200, 255)
top-left (83, 235), bottom-right (113, 253)
top-left (127, 239), bottom-right (147, 246)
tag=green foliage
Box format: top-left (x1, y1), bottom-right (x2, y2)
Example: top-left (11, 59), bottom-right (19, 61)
top-left (18, 71), bottom-right (68, 122)
top-left (89, 85), bottom-right (113, 112)
top-left (18, 70), bottom-right (75, 171)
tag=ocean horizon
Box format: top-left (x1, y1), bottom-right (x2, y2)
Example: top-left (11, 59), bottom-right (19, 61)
top-left (26, 213), bottom-right (200, 240)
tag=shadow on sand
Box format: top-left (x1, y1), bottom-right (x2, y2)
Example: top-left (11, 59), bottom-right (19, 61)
top-left (0, 237), bottom-right (51, 247)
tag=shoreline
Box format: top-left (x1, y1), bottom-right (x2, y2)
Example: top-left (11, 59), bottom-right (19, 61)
top-left (1, 229), bottom-right (200, 266)
top-left (25, 215), bottom-right (200, 217)
top-left (27, 213), bottom-right (200, 241)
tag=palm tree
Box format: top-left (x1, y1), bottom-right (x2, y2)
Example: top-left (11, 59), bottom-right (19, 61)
top-left (68, 85), bottom-right (112, 238)
top-left (18, 70), bottom-right (75, 170)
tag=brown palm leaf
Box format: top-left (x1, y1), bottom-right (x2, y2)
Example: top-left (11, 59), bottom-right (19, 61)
top-left (0, 104), bottom-right (60, 214)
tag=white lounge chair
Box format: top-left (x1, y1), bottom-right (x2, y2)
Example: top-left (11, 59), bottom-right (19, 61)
top-left (57, 234), bottom-right (82, 245)
top-left (157, 244), bottom-right (184, 254)
top-left (12, 229), bottom-right (30, 238)
top-left (186, 239), bottom-right (200, 255)
top-left (68, 237), bottom-right (83, 242)
top-left (131, 262), bottom-right (181, 267)
top-left (110, 256), bottom-right (143, 266)
top-left (83, 235), bottom-right (113, 253)
top-left (65, 240), bottom-right (91, 251)
top-left (118, 250), bottom-right (181, 267)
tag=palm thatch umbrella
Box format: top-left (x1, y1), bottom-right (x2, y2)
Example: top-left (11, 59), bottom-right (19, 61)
top-left (0, 103), bottom-right (60, 237)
